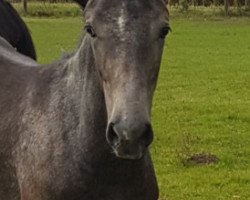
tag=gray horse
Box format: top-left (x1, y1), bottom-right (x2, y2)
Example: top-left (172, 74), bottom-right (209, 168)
top-left (0, 0), bottom-right (170, 199)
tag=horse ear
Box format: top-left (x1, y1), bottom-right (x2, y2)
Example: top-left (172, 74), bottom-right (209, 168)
top-left (73, 0), bottom-right (88, 9)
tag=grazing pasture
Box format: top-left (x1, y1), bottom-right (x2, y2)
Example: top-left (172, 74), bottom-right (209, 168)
top-left (24, 17), bottom-right (250, 199)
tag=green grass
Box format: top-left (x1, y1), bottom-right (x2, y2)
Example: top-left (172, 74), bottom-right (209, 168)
top-left (153, 18), bottom-right (250, 199)
top-left (24, 17), bottom-right (83, 63)
top-left (23, 17), bottom-right (250, 199)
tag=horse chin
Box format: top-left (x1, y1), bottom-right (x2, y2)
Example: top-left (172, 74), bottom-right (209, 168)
top-left (112, 146), bottom-right (145, 161)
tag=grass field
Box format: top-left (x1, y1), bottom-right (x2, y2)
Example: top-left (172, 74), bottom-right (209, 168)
top-left (23, 16), bottom-right (250, 199)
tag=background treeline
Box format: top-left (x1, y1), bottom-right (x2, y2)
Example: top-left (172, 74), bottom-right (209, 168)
top-left (10, 0), bottom-right (73, 2)
top-left (173, 0), bottom-right (250, 15)
top-left (170, 0), bottom-right (248, 7)
top-left (9, 0), bottom-right (250, 7)
top-left (10, 0), bottom-right (250, 17)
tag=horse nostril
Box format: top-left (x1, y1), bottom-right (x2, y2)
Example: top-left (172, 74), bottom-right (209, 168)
top-left (141, 123), bottom-right (154, 147)
top-left (106, 121), bottom-right (153, 160)
top-left (107, 122), bottom-right (153, 148)
top-left (106, 123), bottom-right (119, 146)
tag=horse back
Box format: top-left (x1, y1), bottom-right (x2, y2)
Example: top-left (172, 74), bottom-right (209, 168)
top-left (0, 39), bottom-right (37, 154)
top-left (0, 38), bottom-right (40, 199)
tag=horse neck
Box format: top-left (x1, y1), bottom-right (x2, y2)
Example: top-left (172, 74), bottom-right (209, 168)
top-left (67, 36), bottom-right (109, 157)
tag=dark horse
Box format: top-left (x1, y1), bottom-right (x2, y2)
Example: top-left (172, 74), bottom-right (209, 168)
top-left (0, 0), bottom-right (170, 199)
top-left (0, 0), bottom-right (36, 60)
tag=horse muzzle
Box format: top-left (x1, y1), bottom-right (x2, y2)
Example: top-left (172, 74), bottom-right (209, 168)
top-left (106, 121), bottom-right (153, 160)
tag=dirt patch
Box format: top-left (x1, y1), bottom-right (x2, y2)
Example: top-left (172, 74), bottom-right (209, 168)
top-left (187, 153), bottom-right (219, 165)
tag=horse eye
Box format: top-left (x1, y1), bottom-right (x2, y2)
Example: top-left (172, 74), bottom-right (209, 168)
top-left (85, 25), bottom-right (96, 37)
top-left (160, 26), bottom-right (171, 39)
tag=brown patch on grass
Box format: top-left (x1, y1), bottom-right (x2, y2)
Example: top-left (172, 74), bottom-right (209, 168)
top-left (187, 153), bottom-right (219, 165)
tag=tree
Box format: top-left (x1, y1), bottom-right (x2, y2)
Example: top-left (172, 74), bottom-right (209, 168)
top-left (246, 0), bottom-right (250, 10)
top-left (23, 0), bottom-right (27, 13)
top-left (224, 0), bottom-right (229, 15)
